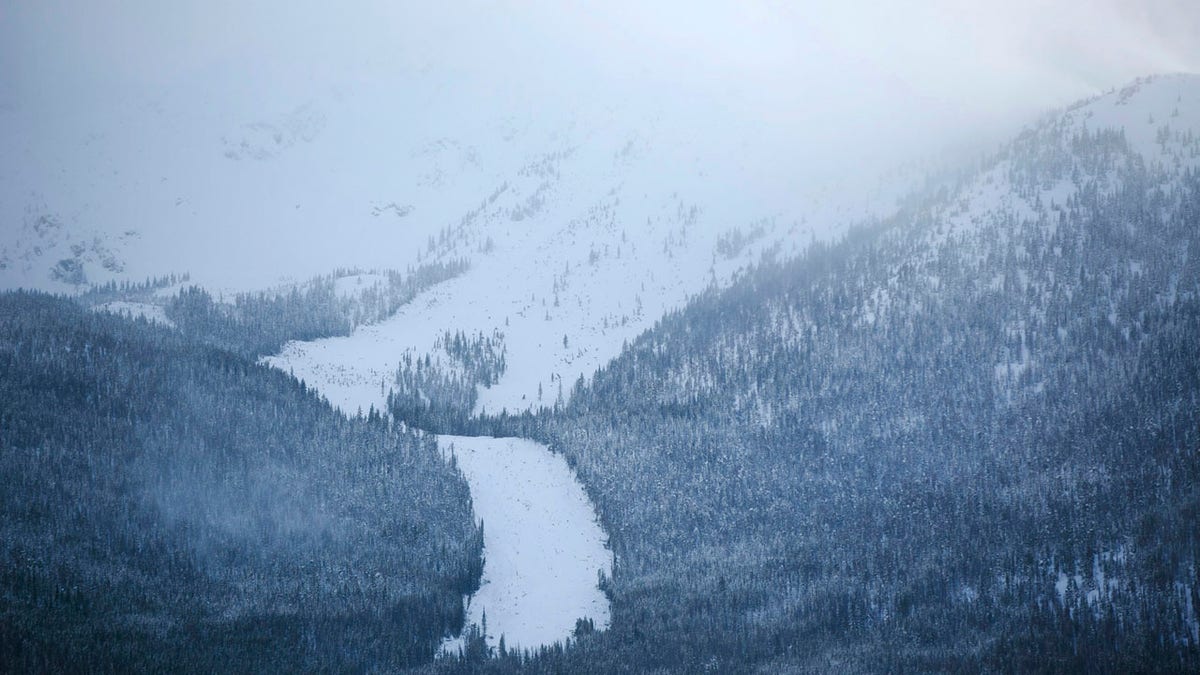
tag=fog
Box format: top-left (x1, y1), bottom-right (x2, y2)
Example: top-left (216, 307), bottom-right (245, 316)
top-left (7, 1), bottom-right (1198, 141)
top-left (2, 1), bottom-right (1199, 289)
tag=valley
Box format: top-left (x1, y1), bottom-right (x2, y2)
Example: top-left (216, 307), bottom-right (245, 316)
top-left (3, 3), bottom-right (1200, 669)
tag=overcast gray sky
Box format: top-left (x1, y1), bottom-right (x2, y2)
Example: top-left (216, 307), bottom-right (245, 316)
top-left (3, 1), bottom-right (1200, 164)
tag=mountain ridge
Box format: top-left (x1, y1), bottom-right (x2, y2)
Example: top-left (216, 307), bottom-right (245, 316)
top-left (457, 72), bottom-right (1200, 672)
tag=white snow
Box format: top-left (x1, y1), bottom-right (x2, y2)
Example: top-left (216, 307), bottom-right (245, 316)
top-left (437, 435), bottom-right (611, 654)
top-left (264, 333), bottom-right (394, 418)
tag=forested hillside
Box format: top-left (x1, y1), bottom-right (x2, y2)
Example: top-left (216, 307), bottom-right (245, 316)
top-left (164, 260), bottom-right (469, 358)
top-left (442, 77), bottom-right (1200, 673)
top-left (389, 329), bottom-right (508, 431)
top-left (0, 292), bottom-right (483, 671)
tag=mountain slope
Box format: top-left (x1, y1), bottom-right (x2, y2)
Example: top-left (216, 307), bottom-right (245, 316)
top-left (2, 69), bottom-right (913, 417)
top-left (476, 74), bottom-right (1200, 673)
top-left (0, 292), bottom-right (482, 671)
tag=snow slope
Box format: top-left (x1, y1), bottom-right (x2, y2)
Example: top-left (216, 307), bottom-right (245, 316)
top-left (255, 117), bottom-right (910, 416)
top-left (262, 76), bottom-right (1200, 418)
top-left (437, 435), bottom-right (611, 654)
top-left (924, 74), bottom-right (1200, 248)
top-left (3, 66), bottom-right (910, 413)
top-left (810, 72), bottom-right (1200, 414)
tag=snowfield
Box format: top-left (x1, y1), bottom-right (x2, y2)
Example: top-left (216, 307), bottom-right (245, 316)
top-left (437, 435), bottom-right (611, 654)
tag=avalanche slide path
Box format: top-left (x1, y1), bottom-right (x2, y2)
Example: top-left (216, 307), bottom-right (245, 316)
top-left (437, 435), bottom-right (611, 652)
top-left (265, 332), bottom-right (612, 654)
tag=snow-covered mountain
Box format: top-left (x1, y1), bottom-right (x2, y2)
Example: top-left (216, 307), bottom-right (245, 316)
top-left (6, 70), bottom-right (1197, 417)
top-left (921, 72), bottom-right (1200, 251)
top-left (539, 73), bottom-right (1200, 672)
top-left (271, 73), bottom-right (1200, 418)
top-left (1, 67), bottom-right (915, 415)
top-left (627, 72), bottom-right (1200, 427)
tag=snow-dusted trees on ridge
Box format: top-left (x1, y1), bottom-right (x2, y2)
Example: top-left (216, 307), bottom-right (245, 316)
top-left (162, 259), bottom-right (468, 357)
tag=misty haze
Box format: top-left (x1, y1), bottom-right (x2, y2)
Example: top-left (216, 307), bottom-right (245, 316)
top-left (2, 2), bottom-right (1200, 672)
